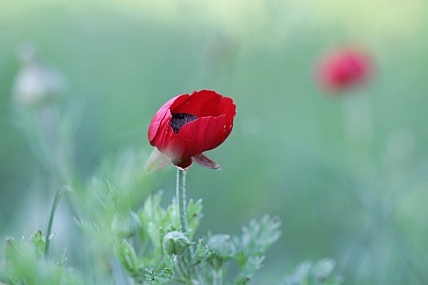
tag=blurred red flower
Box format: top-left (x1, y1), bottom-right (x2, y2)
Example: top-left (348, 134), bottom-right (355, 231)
top-left (317, 48), bottom-right (372, 92)
top-left (148, 90), bottom-right (236, 170)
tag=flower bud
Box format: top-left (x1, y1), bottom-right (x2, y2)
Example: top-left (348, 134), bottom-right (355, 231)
top-left (316, 47), bottom-right (372, 93)
top-left (162, 231), bottom-right (192, 256)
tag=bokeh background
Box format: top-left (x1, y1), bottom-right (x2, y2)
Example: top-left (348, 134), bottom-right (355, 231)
top-left (2, 1), bottom-right (428, 284)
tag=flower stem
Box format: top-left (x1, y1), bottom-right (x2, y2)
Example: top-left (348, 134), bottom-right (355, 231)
top-left (45, 186), bottom-right (67, 258)
top-left (176, 169), bottom-right (202, 283)
top-left (176, 169), bottom-right (188, 233)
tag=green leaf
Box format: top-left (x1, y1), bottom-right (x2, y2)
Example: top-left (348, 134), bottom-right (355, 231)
top-left (282, 259), bottom-right (344, 285)
top-left (114, 240), bottom-right (143, 278)
top-left (31, 230), bottom-right (45, 258)
top-left (187, 199), bottom-right (203, 239)
top-left (231, 216), bottom-right (281, 285)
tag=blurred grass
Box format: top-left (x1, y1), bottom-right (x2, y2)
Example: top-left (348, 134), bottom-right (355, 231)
top-left (2, 1), bottom-right (428, 284)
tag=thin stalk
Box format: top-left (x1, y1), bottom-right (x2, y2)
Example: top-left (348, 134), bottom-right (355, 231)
top-left (213, 268), bottom-right (223, 285)
top-left (45, 186), bottom-right (68, 257)
top-left (176, 169), bottom-right (188, 233)
top-left (176, 169), bottom-right (199, 282)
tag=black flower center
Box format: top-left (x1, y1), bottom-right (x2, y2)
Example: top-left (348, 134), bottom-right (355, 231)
top-left (170, 113), bottom-right (198, 134)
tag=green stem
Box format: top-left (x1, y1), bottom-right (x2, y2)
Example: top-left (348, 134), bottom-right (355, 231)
top-left (213, 268), bottom-right (223, 285)
top-left (176, 169), bottom-right (188, 233)
top-left (176, 169), bottom-right (202, 283)
top-left (45, 186), bottom-right (67, 257)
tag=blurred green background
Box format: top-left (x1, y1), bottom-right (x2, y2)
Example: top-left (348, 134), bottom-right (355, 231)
top-left (2, 1), bottom-right (428, 284)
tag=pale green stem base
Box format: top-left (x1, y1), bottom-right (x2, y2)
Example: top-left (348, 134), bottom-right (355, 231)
top-left (213, 268), bottom-right (223, 285)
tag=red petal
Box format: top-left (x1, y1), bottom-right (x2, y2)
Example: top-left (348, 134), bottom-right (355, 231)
top-left (151, 126), bottom-right (195, 160)
top-left (148, 96), bottom-right (178, 143)
top-left (177, 114), bottom-right (233, 157)
top-left (171, 90), bottom-right (224, 117)
top-left (148, 94), bottom-right (197, 160)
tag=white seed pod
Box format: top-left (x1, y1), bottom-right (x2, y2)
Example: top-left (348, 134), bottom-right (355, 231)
top-left (12, 42), bottom-right (66, 108)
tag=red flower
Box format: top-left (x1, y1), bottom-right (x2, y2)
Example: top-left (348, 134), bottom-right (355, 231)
top-left (147, 90), bottom-right (236, 170)
top-left (317, 48), bottom-right (372, 92)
